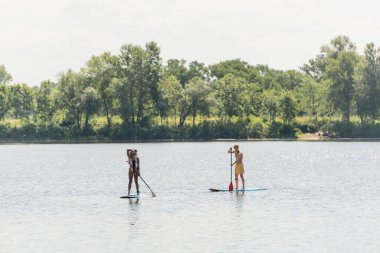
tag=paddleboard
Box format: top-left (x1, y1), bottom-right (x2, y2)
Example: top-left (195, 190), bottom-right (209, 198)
top-left (209, 188), bottom-right (267, 192)
top-left (120, 195), bottom-right (140, 199)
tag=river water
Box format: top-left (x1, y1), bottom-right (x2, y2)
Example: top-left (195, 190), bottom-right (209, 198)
top-left (0, 142), bottom-right (379, 253)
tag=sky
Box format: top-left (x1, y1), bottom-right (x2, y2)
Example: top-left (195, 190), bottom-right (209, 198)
top-left (1, 0), bottom-right (380, 85)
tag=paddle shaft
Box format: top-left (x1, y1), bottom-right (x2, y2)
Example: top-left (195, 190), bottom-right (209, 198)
top-left (139, 175), bottom-right (156, 197)
top-left (230, 151), bottom-right (232, 183)
top-left (229, 149), bottom-right (233, 191)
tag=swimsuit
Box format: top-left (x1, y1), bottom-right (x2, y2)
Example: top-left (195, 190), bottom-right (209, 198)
top-left (234, 153), bottom-right (245, 174)
top-left (129, 158), bottom-right (137, 173)
top-left (235, 162), bottom-right (245, 174)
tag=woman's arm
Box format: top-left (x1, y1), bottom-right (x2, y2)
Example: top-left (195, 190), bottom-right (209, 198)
top-left (126, 149), bottom-right (137, 158)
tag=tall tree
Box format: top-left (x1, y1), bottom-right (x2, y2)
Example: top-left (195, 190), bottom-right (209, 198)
top-left (35, 80), bottom-right (54, 127)
top-left (81, 87), bottom-right (100, 131)
top-left (214, 74), bottom-right (249, 120)
top-left (8, 84), bottom-right (34, 120)
top-left (0, 84), bottom-right (9, 121)
top-left (119, 42), bottom-right (161, 126)
top-left (262, 90), bottom-right (279, 122)
top-left (326, 51), bottom-right (359, 123)
top-left (279, 92), bottom-right (297, 125)
top-left (84, 52), bottom-right (118, 129)
top-left (144, 41), bottom-right (162, 123)
top-left (355, 43), bottom-right (380, 122)
top-left (182, 77), bottom-right (211, 127)
top-left (159, 75), bottom-right (182, 125)
top-left (0, 65), bottom-right (12, 84)
top-left (297, 76), bottom-right (322, 120)
top-left (56, 70), bottom-right (86, 130)
top-left (302, 35), bottom-right (356, 81)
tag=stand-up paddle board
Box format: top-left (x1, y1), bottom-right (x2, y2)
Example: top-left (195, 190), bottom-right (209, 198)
top-left (209, 188), bottom-right (267, 192)
top-left (120, 195), bottom-right (140, 199)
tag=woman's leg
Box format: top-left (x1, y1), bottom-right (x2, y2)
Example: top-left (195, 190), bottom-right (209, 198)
top-left (128, 170), bottom-right (133, 195)
top-left (235, 174), bottom-right (239, 189)
top-left (240, 174), bottom-right (245, 189)
top-left (133, 172), bottom-right (140, 194)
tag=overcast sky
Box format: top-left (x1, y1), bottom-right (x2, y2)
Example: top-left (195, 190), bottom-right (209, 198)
top-left (1, 0), bottom-right (380, 85)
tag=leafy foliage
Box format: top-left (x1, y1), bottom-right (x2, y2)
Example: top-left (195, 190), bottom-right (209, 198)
top-left (2, 36), bottom-right (380, 140)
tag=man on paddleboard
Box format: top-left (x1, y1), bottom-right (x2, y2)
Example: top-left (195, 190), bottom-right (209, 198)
top-left (228, 145), bottom-right (245, 189)
top-left (127, 149), bottom-right (140, 196)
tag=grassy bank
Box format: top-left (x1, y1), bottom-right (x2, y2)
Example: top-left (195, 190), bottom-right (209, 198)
top-left (2, 116), bottom-right (380, 143)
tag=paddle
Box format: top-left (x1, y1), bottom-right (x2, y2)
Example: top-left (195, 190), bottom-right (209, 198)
top-left (126, 160), bottom-right (157, 197)
top-left (139, 175), bottom-right (157, 197)
top-left (229, 148), bottom-right (233, 191)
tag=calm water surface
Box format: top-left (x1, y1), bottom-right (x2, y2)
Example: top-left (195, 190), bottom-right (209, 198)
top-left (0, 142), bottom-right (379, 253)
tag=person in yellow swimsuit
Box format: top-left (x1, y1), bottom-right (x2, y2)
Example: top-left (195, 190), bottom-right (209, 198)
top-left (229, 145), bottom-right (245, 189)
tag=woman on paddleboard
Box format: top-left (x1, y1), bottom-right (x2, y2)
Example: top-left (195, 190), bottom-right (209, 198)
top-left (127, 149), bottom-right (140, 196)
top-left (228, 145), bottom-right (245, 189)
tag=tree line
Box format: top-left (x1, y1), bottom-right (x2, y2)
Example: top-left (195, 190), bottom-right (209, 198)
top-left (1, 35), bottom-right (380, 141)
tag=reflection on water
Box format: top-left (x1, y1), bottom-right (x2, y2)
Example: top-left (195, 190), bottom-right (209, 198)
top-left (127, 198), bottom-right (140, 226)
top-left (234, 192), bottom-right (245, 218)
top-left (0, 142), bottom-right (379, 252)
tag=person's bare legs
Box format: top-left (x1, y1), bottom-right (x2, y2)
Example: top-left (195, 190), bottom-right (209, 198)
top-left (240, 174), bottom-right (245, 189)
top-left (133, 172), bottom-right (140, 195)
top-left (235, 174), bottom-right (239, 189)
top-left (128, 171), bottom-right (133, 195)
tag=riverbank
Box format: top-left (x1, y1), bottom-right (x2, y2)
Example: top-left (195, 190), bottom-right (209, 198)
top-left (2, 134), bottom-right (380, 144)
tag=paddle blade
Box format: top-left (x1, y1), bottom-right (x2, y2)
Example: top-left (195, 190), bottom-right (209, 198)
top-left (228, 182), bottom-right (233, 191)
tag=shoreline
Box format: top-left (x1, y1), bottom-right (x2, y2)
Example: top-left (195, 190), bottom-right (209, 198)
top-left (2, 135), bottom-right (380, 144)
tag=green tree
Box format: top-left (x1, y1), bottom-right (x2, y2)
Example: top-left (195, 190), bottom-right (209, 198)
top-left (187, 61), bottom-right (210, 82)
top-left (35, 80), bottom-right (54, 127)
top-left (8, 84), bottom-right (34, 120)
top-left (118, 42), bottom-right (161, 126)
top-left (56, 70), bottom-right (86, 130)
top-left (84, 52), bottom-right (118, 129)
top-left (254, 65), bottom-right (283, 90)
top-left (0, 65), bottom-right (12, 84)
top-left (262, 90), bottom-right (279, 122)
top-left (158, 75), bottom-right (182, 125)
top-left (0, 84), bottom-right (9, 121)
top-left (144, 41), bottom-right (162, 122)
top-left (297, 77), bottom-right (322, 120)
top-left (302, 35), bottom-right (356, 81)
top-left (210, 59), bottom-right (258, 82)
top-left (81, 87), bottom-right (100, 131)
top-left (186, 77), bottom-right (212, 126)
top-left (214, 74), bottom-right (249, 120)
top-left (355, 43), bottom-right (380, 123)
top-left (164, 59), bottom-right (188, 85)
top-left (326, 51), bottom-right (359, 123)
top-left (175, 77), bottom-right (212, 127)
top-left (164, 59), bottom-right (209, 86)
top-left (279, 92), bottom-right (297, 125)
top-left (276, 70), bottom-right (305, 90)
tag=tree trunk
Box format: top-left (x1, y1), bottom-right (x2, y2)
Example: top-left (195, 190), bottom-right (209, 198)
top-left (85, 114), bottom-right (89, 129)
top-left (192, 109), bottom-right (196, 127)
top-left (103, 100), bottom-right (111, 128)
